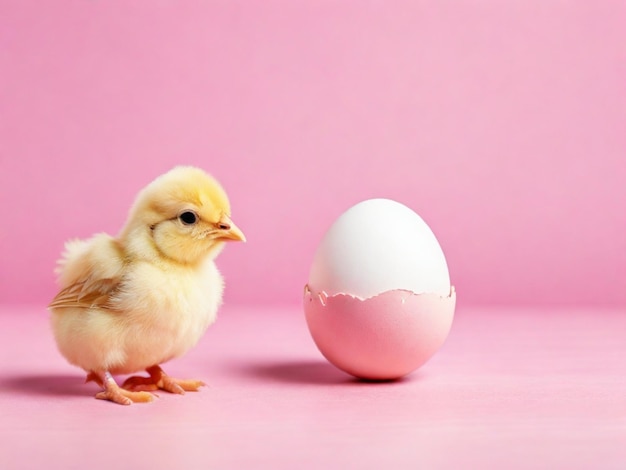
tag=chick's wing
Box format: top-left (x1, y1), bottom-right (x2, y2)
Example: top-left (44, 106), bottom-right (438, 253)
top-left (49, 233), bottom-right (126, 311)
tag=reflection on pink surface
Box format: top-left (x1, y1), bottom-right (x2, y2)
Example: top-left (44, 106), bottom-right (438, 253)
top-left (1, 306), bottom-right (625, 468)
top-left (1, 1), bottom-right (625, 307)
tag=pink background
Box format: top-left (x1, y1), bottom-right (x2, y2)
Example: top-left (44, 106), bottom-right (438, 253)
top-left (1, 1), bottom-right (624, 308)
top-left (1, 3), bottom-right (625, 469)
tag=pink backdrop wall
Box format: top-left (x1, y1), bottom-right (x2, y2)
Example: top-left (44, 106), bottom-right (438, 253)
top-left (1, 1), bottom-right (624, 308)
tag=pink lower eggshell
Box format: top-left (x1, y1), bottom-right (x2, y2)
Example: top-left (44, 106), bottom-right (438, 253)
top-left (303, 286), bottom-right (456, 380)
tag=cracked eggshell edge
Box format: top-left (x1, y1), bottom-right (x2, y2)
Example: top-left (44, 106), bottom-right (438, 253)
top-left (303, 286), bottom-right (456, 380)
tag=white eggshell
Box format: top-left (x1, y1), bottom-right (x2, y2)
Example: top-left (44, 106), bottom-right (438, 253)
top-left (308, 199), bottom-right (450, 298)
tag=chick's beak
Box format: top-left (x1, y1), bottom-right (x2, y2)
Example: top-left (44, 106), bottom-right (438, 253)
top-left (216, 215), bottom-right (246, 242)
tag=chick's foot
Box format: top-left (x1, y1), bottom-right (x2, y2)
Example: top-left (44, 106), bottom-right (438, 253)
top-left (93, 371), bottom-right (155, 405)
top-left (122, 365), bottom-right (206, 395)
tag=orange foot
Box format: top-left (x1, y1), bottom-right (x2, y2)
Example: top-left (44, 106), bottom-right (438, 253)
top-left (122, 365), bottom-right (205, 395)
top-left (88, 371), bottom-right (155, 405)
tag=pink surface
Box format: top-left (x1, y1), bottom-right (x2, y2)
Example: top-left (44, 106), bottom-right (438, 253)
top-left (1, 1), bottom-right (625, 307)
top-left (1, 305), bottom-right (625, 469)
top-left (304, 287), bottom-right (455, 379)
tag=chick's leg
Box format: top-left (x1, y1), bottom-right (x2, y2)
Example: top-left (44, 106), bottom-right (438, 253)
top-left (92, 371), bottom-right (155, 405)
top-left (122, 365), bottom-right (205, 395)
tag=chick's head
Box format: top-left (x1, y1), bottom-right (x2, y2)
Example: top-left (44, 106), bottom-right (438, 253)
top-left (122, 166), bottom-right (245, 264)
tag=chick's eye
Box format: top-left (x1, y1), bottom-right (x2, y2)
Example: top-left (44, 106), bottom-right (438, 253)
top-left (179, 211), bottom-right (198, 225)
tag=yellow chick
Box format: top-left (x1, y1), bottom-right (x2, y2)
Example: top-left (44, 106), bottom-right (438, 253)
top-left (48, 166), bottom-right (245, 405)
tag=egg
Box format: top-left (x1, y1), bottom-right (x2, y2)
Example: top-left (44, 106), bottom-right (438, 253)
top-left (304, 198), bottom-right (456, 380)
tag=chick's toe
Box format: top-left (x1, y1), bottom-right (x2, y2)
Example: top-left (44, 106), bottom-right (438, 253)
top-left (122, 365), bottom-right (206, 395)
